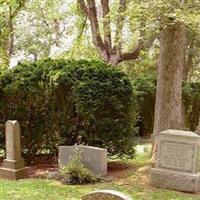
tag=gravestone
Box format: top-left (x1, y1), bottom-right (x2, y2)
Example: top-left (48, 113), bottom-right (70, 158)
top-left (0, 120), bottom-right (27, 180)
top-left (150, 129), bottom-right (200, 193)
top-left (82, 190), bottom-right (132, 200)
top-left (59, 145), bottom-right (107, 176)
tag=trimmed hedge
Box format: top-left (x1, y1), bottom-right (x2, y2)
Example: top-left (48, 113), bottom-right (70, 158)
top-left (0, 59), bottom-right (137, 160)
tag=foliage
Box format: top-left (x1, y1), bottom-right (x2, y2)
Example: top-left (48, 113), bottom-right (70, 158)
top-left (60, 148), bottom-right (100, 184)
top-left (14, 0), bottom-right (70, 61)
top-left (132, 74), bottom-right (200, 136)
top-left (183, 82), bottom-right (200, 131)
top-left (0, 59), bottom-right (137, 159)
top-left (128, 1), bottom-right (200, 32)
top-left (133, 74), bottom-right (156, 136)
top-left (0, 0), bottom-right (25, 67)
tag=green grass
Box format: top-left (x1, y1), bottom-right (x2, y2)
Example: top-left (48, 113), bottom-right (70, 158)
top-left (0, 148), bottom-right (200, 200)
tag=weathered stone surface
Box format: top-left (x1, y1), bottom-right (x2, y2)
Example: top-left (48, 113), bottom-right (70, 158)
top-left (5, 120), bottom-right (21, 160)
top-left (0, 167), bottom-right (27, 180)
top-left (59, 145), bottom-right (107, 176)
top-left (47, 171), bottom-right (60, 180)
top-left (151, 168), bottom-right (200, 193)
top-left (82, 190), bottom-right (132, 200)
top-left (0, 120), bottom-right (27, 180)
top-left (157, 129), bottom-right (200, 173)
top-left (150, 129), bottom-right (200, 193)
top-left (158, 141), bottom-right (195, 172)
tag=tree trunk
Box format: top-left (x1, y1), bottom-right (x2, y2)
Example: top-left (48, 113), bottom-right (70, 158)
top-left (184, 39), bottom-right (194, 81)
top-left (152, 22), bottom-right (186, 160)
top-left (9, 6), bottom-right (14, 57)
top-left (195, 117), bottom-right (200, 135)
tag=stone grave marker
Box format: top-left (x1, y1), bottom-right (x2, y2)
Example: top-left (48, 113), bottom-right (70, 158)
top-left (0, 120), bottom-right (27, 180)
top-left (150, 129), bottom-right (200, 193)
top-left (82, 190), bottom-right (132, 200)
top-left (59, 145), bottom-right (107, 176)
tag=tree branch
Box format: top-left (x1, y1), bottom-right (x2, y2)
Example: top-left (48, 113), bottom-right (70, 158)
top-left (85, 0), bottom-right (108, 61)
top-left (77, 0), bottom-right (88, 15)
top-left (8, 5), bottom-right (14, 56)
top-left (78, 0), bottom-right (107, 60)
top-left (120, 35), bottom-right (156, 62)
top-left (101, 0), bottom-right (112, 53)
top-left (10, 0), bottom-right (26, 20)
top-left (114, 0), bottom-right (126, 53)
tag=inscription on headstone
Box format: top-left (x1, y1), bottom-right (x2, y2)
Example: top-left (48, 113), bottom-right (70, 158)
top-left (158, 141), bottom-right (195, 172)
top-left (151, 129), bottom-right (200, 193)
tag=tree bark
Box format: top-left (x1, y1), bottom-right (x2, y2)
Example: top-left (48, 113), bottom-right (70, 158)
top-left (152, 22), bottom-right (186, 160)
top-left (196, 117), bottom-right (200, 135)
top-left (77, 0), bottom-right (155, 66)
top-left (101, 0), bottom-right (112, 53)
top-left (185, 39), bottom-right (194, 81)
top-left (8, 6), bottom-right (14, 57)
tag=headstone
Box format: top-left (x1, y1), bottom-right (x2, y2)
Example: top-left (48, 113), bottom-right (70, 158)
top-left (0, 120), bottom-right (27, 180)
top-left (82, 190), bottom-right (132, 200)
top-left (150, 129), bottom-right (200, 193)
top-left (59, 145), bottom-right (107, 176)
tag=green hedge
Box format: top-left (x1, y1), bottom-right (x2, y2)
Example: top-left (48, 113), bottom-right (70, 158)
top-left (183, 82), bottom-right (200, 131)
top-left (133, 74), bottom-right (200, 136)
top-left (133, 75), bottom-right (156, 136)
top-left (0, 59), bottom-right (137, 160)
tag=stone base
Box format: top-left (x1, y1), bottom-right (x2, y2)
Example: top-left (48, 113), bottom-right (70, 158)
top-left (3, 159), bottom-right (25, 170)
top-left (0, 167), bottom-right (27, 180)
top-left (150, 168), bottom-right (200, 193)
top-left (0, 159), bottom-right (27, 180)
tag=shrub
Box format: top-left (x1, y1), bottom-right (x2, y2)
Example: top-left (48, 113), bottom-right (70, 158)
top-left (0, 59), bottom-right (137, 159)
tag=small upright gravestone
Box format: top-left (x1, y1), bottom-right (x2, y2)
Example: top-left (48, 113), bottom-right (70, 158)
top-left (0, 120), bottom-right (27, 180)
top-left (82, 190), bottom-right (132, 200)
top-left (150, 129), bottom-right (200, 193)
top-left (59, 145), bottom-right (107, 176)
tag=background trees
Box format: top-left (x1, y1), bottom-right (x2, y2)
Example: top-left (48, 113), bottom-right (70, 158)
top-left (14, 0), bottom-right (69, 61)
top-left (0, 0), bottom-right (200, 158)
top-left (0, 0), bottom-right (26, 67)
top-left (77, 0), bottom-right (156, 65)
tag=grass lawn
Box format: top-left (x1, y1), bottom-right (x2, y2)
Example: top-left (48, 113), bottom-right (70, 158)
top-left (0, 145), bottom-right (199, 200)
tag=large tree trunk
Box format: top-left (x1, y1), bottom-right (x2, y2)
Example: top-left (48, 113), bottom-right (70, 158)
top-left (195, 117), bottom-right (200, 135)
top-left (152, 22), bottom-right (186, 160)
